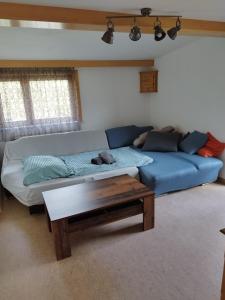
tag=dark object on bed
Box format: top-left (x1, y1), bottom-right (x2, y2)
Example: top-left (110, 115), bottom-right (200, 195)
top-left (91, 157), bottom-right (104, 165)
top-left (99, 151), bottom-right (116, 164)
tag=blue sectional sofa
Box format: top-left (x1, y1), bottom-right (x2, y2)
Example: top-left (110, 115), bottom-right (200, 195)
top-left (1, 125), bottom-right (223, 207)
top-left (106, 125), bottom-right (223, 196)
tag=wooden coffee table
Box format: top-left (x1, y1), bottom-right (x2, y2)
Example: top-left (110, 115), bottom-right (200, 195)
top-left (43, 175), bottom-right (155, 260)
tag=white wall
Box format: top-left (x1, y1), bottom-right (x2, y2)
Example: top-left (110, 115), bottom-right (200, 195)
top-left (0, 28), bottom-right (197, 60)
top-left (79, 67), bottom-right (151, 130)
top-left (150, 37), bottom-right (225, 178)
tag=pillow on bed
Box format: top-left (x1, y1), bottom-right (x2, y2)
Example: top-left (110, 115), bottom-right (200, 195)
top-left (133, 131), bottom-right (149, 148)
top-left (198, 132), bottom-right (225, 157)
top-left (153, 126), bottom-right (175, 133)
top-left (142, 131), bottom-right (181, 152)
top-left (105, 125), bottom-right (137, 149)
top-left (179, 131), bottom-right (208, 154)
top-left (106, 125), bottom-right (154, 149)
top-left (23, 155), bottom-right (73, 186)
top-left (135, 125), bottom-right (154, 135)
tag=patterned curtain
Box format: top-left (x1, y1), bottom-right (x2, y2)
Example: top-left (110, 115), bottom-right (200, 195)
top-left (0, 68), bottom-right (81, 141)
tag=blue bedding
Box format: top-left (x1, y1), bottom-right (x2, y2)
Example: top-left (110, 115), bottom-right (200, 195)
top-left (23, 147), bottom-right (153, 185)
top-left (59, 147), bottom-right (153, 177)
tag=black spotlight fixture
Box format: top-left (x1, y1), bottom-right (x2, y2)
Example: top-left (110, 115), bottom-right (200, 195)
top-left (154, 17), bottom-right (166, 41)
top-left (101, 20), bottom-right (114, 44)
top-left (167, 17), bottom-right (181, 40)
top-left (102, 8), bottom-right (182, 44)
top-left (129, 18), bottom-right (141, 41)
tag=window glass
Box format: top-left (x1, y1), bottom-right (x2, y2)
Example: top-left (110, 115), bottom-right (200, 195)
top-left (29, 79), bottom-right (72, 120)
top-left (0, 81), bottom-right (26, 122)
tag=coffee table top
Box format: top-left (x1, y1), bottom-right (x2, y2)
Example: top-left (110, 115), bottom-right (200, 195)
top-left (43, 175), bottom-right (153, 221)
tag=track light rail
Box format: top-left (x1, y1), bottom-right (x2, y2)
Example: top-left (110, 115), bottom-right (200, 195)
top-left (106, 15), bottom-right (182, 20)
top-left (102, 8), bottom-right (182, 44)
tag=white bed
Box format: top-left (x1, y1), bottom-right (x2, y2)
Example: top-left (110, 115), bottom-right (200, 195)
top-left (1, 130), bottom-right (138, 207)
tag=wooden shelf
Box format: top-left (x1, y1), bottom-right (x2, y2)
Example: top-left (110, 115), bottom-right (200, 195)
top-left (140, 71), bottom-right (158, 93)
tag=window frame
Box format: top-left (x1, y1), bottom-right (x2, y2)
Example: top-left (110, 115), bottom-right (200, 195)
top-left (0, 68), bottom-right (82, 128)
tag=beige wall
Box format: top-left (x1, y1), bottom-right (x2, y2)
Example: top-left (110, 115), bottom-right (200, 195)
top-left (150, 37), bottom-right (225, 178)
top-left (79, 67), bottom-right (151, 130)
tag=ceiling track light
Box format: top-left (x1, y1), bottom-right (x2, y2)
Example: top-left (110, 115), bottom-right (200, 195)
top-left (154, 17), bottom-right (166, 41)
top-left (101, 20), bottom-right (114, 44)
top-left (101, 8), bottom-right (182, 44)
top-left (167, 17), bottom-right (182, 40)
top-left (129, 17), bottom-right (141, 41)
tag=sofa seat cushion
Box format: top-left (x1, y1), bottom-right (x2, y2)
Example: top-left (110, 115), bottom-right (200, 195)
top-left (171, 152), bottom-right (223, 171)
top-left (137, 151), bottom-right (223, 196)
top-left (138, 152), bottom-right (198, 195)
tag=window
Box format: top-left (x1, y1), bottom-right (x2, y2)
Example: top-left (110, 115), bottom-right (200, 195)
top-left (30, 79), bottom-right (72, 120)
top-left (0, 81), bottom-right (26, 122)
top-left (0, 68), bottom-right (82, 141)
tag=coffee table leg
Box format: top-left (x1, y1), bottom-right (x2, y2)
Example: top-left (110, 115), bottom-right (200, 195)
top-left (51, 219), bottom-right (71, 260)
top-left (45, 205), bottom-right (52, 232)
top-left (143, 195), bottom-right (155, 231)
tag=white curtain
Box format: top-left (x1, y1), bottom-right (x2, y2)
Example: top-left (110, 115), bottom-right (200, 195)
top-left (0, 68), bottom-right (81, 141)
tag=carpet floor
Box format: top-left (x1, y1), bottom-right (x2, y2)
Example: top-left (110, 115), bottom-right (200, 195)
top-left (0, 183), bottom-right (225, 300)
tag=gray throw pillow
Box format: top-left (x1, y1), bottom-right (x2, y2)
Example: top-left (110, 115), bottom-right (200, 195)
top-left (179, 131), bottom-right (208, 154)
top-left (142, 131), bottom-right (181, 152)
top-left (133, 131), bottom-right (149, 148)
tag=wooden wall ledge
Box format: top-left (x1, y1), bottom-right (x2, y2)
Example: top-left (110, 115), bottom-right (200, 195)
top-left (0, 60), bottom-right (154, 68)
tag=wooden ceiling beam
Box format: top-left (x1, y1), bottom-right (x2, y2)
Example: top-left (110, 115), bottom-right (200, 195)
top-left (0, 60), bottom-right (154, 68)
top-left (0, 2), bottom-right (225, 37)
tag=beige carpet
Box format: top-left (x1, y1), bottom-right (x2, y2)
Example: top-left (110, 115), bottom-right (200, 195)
top-left (1, 184), bottom-right (225, 300)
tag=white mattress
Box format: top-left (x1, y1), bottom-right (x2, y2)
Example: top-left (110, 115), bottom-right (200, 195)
top-left (1, 159), bottom-right (139, 207)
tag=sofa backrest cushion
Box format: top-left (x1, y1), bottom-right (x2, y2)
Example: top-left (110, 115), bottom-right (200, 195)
top-left (5, 130), bottom-right (109, 160)
top-left (136, 126), bottom-right (154, 135)
top-left (106, 125), bottom-right (154, 149)
top-left (142, 131), bottom-right (181, 152)
top-left (179, 131), bottom-right (208, 155)
top-left (106, 125), bottom-right (137, 149)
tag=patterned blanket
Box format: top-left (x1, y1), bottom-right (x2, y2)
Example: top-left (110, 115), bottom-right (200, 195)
top-left (23, 147), bottom-right (153, 185)
top-left (59, 147), bottom-right (153, 177)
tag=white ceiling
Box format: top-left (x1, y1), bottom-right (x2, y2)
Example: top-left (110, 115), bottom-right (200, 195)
top-left (3, 0), bottom-right (225, 21)
top-left (0, 27), bottom-right (198, 60)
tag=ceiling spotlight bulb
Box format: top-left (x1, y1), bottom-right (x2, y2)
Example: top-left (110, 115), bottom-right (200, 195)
top-left (129, 25), bottom-right (141, 41)
top-left (101, 20), bottom-right (114, 44)
top-left (167, 17), bottom-right (181, 40)
top-left (154, 18), bottom-right (166, 41)
top-left (129, 18), bottom-right (141, 41)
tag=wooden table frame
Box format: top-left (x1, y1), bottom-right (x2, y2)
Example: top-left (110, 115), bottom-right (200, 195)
top-left (44, 175), bottom-right (155, 260)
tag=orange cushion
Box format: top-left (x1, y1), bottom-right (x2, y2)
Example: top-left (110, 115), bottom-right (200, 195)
top-left (198, 132), bottom-right (225, 157)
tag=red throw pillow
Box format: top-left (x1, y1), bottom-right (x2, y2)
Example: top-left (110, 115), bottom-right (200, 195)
top-left (198, 132), bottom-right (225, 157)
